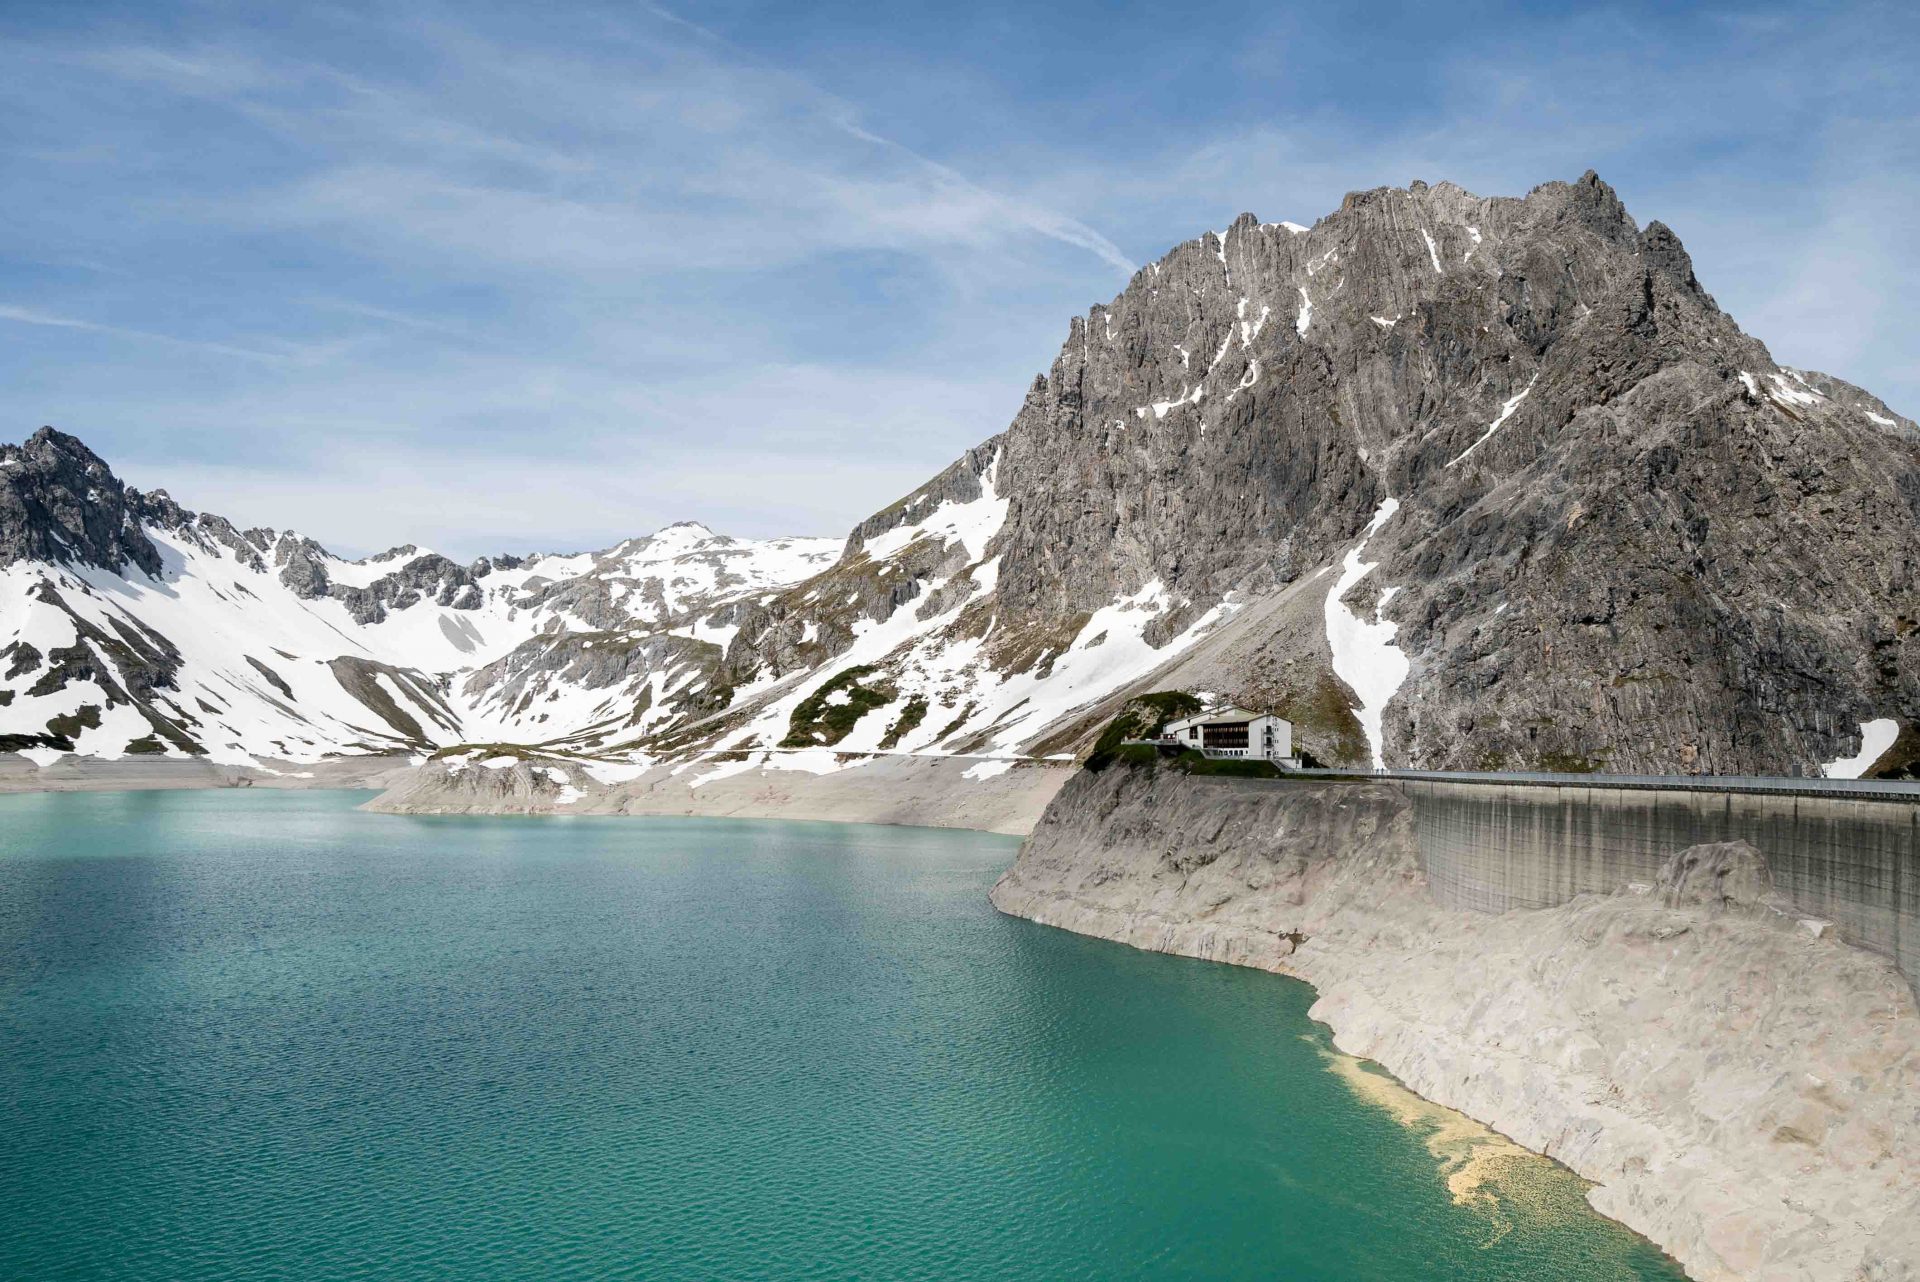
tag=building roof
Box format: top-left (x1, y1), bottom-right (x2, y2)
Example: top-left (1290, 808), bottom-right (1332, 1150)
top-left (1164, 706), bottom-right (1284, 731)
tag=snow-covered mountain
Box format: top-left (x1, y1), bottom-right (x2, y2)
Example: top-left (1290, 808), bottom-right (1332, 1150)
top-left (0, 429), bottom-right (836, 765)
top-left (7, 172), bottom-right (1919, 780)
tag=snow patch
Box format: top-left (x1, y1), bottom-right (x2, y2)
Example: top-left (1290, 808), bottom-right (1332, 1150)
top-left (1420, 229), bottom-right (1443, 274)
top-left (1820, 718), bottom-right (1899, 779)
top-left (581, 760), bottom-right (651, 785)
top-left (761, 747), bottom-right (846, 777)
top-left (962, 758), bottom-right (1017, 781)
top-left (863, 450), bottom-right (1008, 563)
top-left (1768, 371), bottom-right (1822, 408)
top-left (686, 752), bottom-right (765, 789)
top-left (1295, 288), bottom-right (1313, 338)
top-left (1236, 297), bottom-right (1271, 346)
top-left (1446, 375), bottom-right (1539, 468)
top-left (1323, 498), bottom-right (1409, 771)
top-left (1138, 384), bottom-right (1205, 420)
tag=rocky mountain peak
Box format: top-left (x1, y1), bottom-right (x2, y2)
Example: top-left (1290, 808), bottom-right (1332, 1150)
top-left (0, 426), bottom-right (164, 577)
top-left (3, 174), bottom-right (1914, 778)
top-left (719, 171), bottom-right (1914, 776)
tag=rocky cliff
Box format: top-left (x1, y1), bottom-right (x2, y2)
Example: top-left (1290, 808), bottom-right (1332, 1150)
top-left (990, 760), bottom-right (1920, 1281)
top-left (698, 172), bottom-right (1920, 779)
top-left (6, 172), bottom-right (1916, 781)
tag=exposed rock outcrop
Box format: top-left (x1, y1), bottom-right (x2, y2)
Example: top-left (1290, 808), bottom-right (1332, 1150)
top-left (1659, 840), bottom-right (1776, 911)
top-left (1, 428), bottom-right (165, 576)
top-left (709, 173), bottom-right (1919, 776)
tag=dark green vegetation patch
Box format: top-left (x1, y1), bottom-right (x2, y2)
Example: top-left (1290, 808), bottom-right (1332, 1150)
top-left (877, 696), bottom-right (928, 750)
top-left (1085, 691), bottom-right (1203, 771)
top-left (1102, 742), bottom-right (1284, 779)
top-left (782, 666), bottom-right (896, 748)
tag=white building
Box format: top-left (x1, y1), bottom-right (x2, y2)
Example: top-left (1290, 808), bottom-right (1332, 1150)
top-left (1161, 707), bottom-right (1294, 763)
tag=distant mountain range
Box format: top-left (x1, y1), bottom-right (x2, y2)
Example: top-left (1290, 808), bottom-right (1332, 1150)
top-left (5, 172), bottom-right (1915, 778)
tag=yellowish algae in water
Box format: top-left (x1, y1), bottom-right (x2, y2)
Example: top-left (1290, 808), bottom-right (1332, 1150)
top-left (1316, 1041), bottom-right (1599, 1249)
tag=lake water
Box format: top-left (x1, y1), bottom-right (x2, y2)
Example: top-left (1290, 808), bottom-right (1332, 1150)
top-left (0, 790), bottom-right (1687, 1280)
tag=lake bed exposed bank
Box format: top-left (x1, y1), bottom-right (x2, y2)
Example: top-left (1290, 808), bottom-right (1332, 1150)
top-left (0, 749), bottom-right (1072, 836)
top-left (361, 749), bottom-right (1071, 837)
top-left (990, 762), bottom-right (1920, 1282)
top-left (0, 752), bottom-right (415, 794)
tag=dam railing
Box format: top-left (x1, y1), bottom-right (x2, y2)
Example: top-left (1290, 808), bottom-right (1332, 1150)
top-left (1282, 766), bottom-right (1920, 803)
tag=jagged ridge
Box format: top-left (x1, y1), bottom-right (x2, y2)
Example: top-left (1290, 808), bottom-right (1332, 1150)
top-left (4, 172), bottom-right (1917, 778)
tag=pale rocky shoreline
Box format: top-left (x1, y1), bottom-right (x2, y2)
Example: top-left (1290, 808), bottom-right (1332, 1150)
top-left (0, 749), bottom-right (1070, 836)
top-left (0, 752), bottom-right (417, 794)
top-left (989, 763), bottom-right (1920, 1282)
top-left (360, 750), bottom-right (1070, 836)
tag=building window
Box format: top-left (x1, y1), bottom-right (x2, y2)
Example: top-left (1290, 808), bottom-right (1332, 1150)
top-left (1201, 722), bottom-right (1250, 751)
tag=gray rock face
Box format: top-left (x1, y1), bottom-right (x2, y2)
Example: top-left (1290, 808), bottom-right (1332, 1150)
top-left (1660, 839), bottom-right (1776, 911)
top-left (1012, 173), bottom-right (1913, 772)
top-left (736, 171), bottom-right (1916, 774)
top-left (0, 428), bottom-right (165, 576)
top-left (328, 553), bottom-right (483, 624)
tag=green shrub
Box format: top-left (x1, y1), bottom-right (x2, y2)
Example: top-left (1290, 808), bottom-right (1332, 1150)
top-left (1095, 742), bottom-right (1282, 779)
top-left (1178, 753), bottom-right (1282, 779)
top-left (878, 696), bottom-right (928, 750)
top-left (1085, 691), bottom-right (1205, 770)
top-left (782, 665), bottom-right (896, 747)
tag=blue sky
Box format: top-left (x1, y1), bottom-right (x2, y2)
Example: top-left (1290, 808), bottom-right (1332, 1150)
top-left (3, 1), bottom-right (1915, 557)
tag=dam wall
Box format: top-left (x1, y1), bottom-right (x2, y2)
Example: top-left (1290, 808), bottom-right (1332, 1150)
top-left (1398, 777), bottom-right (1920, 996)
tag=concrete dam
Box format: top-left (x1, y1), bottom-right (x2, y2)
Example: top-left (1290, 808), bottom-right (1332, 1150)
top-left (1381, 772), bottom-right (1920, 998)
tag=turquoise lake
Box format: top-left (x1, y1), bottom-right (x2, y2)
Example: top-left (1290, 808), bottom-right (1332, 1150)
top-left (0, 790), bottom-right (1688, 1280)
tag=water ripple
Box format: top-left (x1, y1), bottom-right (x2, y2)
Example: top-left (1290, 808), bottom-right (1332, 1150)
top-left (0, 791), bottom-right (1687, 1281)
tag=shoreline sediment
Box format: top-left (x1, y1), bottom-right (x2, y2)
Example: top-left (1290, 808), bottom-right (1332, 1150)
top-left (0, 753), bottom-right (416, 794)
top-left (359, 750), bottom-right (1072, 837)
top-left (988, 763), bottom-right (1920, 1282)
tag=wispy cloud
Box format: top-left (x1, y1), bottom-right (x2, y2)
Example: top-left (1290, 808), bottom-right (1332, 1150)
top-left (0, 2), bottom-right (1133, 553)
top-left (0, 303), bottom-right (293, 363)
top-left (0, 0), bottom-right (1914, 561)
